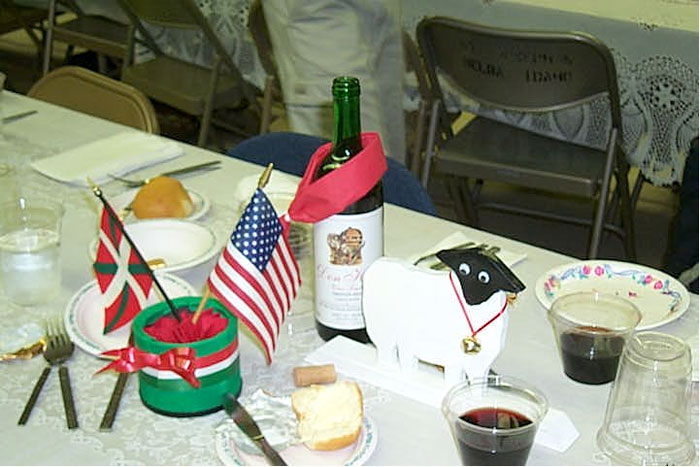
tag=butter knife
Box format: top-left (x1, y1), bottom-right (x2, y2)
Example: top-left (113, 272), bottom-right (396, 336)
top-left (222, 393), bottom-right (287, 466)
top-left (99, 372), bottom-right (129, 431)
top-left (2, 110), bottom-right (37, 124)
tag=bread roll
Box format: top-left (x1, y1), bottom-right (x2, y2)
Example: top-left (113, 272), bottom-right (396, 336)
top-left (131, 176), bottom-right (194, 219)
top-left (291, 381), bottom-right (363, 451)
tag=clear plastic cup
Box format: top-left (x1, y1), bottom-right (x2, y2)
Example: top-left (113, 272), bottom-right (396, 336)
top-left (548, 292), bottom-right (641, 384)
top-left (442, 375), bottom-right (548, 466)
top-left (0, 197), bottom-right (64, 306)
top-left (597, 331), bottom-right (695, 465)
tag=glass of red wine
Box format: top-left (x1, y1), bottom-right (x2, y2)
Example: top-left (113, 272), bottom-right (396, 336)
top-left (442, 375), bottom-right (548, 466)
top-left (548, 292), bottom-right (641, 384)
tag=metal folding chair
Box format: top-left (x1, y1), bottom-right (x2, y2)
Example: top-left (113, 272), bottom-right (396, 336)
top-left (28, 65), bottom-right (159, 133)
top-left (417, 16), bottom-right (636, 260)
top-left (42, 0), bottom-right (129, 76)
top-left (118, 0), bottom-right (258, 147)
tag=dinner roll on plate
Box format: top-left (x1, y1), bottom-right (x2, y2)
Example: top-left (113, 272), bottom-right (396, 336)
top-left (131, 176), bottom-right (194, 219)
top-left (291, 381), bottom-right (363, 451)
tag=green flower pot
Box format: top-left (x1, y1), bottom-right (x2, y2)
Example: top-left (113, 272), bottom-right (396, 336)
top-left (132, 296), bottom-right (241, 417)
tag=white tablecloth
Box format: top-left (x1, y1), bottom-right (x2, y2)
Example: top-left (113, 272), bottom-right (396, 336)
top-left (403, 0), bottom-right (699, 186)
top-left (0, 91), bottom-right (697, 465)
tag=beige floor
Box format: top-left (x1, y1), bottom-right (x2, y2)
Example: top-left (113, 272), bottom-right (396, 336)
top-left (1, 28), bottom-right (679, 271)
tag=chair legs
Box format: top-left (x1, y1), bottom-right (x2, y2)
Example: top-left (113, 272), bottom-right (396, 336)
top-left (446, 175), bottom-right (480, 226)
top-left (197, 56), bottom-right (223, 147)
top-left (258, 75), bottom-right (275, 134)
top-left (408, 99), bottom-right (428, 177)
top-left (42, 0), bottom-right (57, 76)
top-left (420, 99), bottom-right (441, 188)
top-left (615, 152), bottom-right (637, 261)
top-left (586, 132), bottom-right (618, 259)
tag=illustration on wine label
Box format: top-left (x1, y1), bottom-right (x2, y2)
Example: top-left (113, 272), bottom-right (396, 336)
top-left (327, 227), bottom-right (365, 265)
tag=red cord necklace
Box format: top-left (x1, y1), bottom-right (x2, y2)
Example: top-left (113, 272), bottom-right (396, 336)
top-left (449, 272), bottom-right (508, 354)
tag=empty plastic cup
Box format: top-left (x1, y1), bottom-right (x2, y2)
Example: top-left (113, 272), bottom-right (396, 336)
top-left (597, 331), bottom-right (695, 465)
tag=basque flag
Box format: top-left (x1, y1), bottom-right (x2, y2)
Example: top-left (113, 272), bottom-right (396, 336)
top-left (93, 208), bottom-right (153, 333)
top-left (207, 188), bottom-right (300, 364)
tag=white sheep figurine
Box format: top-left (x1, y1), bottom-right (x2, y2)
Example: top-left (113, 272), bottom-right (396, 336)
top-left (362, 247), bottom-right (525, 386)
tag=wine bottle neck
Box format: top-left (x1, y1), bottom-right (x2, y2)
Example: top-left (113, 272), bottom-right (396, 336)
top-left (331, 94), bottom-right (362, 163)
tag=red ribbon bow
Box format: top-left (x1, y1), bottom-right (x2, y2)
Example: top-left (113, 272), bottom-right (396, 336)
top-left (98, 346), bottom-right (200, 388)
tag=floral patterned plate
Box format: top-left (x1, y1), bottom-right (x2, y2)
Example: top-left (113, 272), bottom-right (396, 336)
top-left (536, 260), bottom-right (690, 330)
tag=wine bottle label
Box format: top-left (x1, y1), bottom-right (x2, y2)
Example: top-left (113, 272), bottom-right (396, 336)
top-left (313, 207), bottom-right (383, 330)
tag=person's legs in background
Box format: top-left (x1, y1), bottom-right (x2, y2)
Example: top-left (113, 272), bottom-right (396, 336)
top-left (262, 0), bottom-right (406, 164)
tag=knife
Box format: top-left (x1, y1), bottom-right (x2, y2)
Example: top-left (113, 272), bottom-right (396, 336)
top-left (222, 393), bottom-right (287, 466)
top-left (99, 372), bottom-right (129, 431)
top-left (2, 110), bottom-right (37, 124)
top-left (160, 160), bottom-right (221, 178)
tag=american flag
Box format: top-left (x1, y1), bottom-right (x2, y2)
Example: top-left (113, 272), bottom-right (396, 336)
top-left (93, 207), bottom-right (153, 333)
top-left (207, 188), bottom-right (300, 363)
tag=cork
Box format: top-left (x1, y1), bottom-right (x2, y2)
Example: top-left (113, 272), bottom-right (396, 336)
top-left (293, 364), bottom-right (337, 387)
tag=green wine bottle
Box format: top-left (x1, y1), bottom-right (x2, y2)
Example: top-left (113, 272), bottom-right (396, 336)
top-left (313, 76), bottom-right (384, 344)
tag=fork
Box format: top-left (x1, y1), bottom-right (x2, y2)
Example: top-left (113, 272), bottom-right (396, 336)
top-left (428, 244), bottom-right (501, 270)
top-left (109, 160), bottom-right (221, 187)
top-left (413, 241), bottom-right (476, 266)
top-left (17, 317), bottom-right (78, 429)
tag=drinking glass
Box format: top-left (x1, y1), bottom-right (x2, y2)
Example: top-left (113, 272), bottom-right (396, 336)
top-left (442, 375), bottom-right (548, 466)
top-left (0, 197), bottom-right (64, 306)
top-left (238, 190), bottom-right (314, 334)
top-left (597, 331), bottom-right (695, 465)
top-left (548, 292), bottom-right (641, 384)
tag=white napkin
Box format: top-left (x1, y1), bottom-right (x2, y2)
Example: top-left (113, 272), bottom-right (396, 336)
top-left (409, 231), bottom-right (527, 269)
top-left (234, 171), bottom-right (300, 213)
top-left (31, 131), bottom-right (184, 186)
top-left (306, 335), bottom-right (579, 453)
top-left (535, 408), bottom-right (580, 452)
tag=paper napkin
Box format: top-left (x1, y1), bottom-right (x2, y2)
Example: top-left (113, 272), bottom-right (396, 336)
top-left (234, 172), bottom-right (300, 213)
top-left (306, 336), bottom-right (579, 453)
top-left (409, 231), bottom-right (527, 269)
top-left (31, 131), bottom-right (184, 186)
top-left (535, 408), bottom-right (580, 452)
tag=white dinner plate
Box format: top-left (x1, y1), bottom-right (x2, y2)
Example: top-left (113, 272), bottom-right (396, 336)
top-left (64, 273), bottom-right (197, 357)
top-left (109, 187), bottom-right (210, 222)
top-left (215, 415), bottom-right (377, 466)
top-left (89, 219), bottom-right (221, 273)
top-left (535, 260), bottom-right (690, 330)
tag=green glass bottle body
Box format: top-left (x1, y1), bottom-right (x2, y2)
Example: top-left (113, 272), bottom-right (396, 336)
top-left (313, 77), bottom-right (384, 344)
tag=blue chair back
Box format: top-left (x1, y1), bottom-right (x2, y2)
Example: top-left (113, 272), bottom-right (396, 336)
top-left (226, 132), bottom-right (437, 216)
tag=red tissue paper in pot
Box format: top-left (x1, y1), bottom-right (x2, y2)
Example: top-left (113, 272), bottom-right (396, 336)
top-left (144, 308), bottom-right (228, 343)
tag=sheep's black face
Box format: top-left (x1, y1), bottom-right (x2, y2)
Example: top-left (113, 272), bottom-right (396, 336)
top-left (436, 247), bottom-right (525, 305)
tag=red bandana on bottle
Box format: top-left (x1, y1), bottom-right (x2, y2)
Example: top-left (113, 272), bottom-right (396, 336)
top-left (283, 132), bottom-right (387, 226)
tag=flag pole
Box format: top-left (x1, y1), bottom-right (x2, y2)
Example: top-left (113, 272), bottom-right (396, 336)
top-left (191, 164), bottom-right (274, 324)
top-left (88, 179), bottom-right (181, 321)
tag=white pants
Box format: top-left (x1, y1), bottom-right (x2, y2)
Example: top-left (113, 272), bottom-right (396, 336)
top-left (262, 0), bottom-right (406, 164)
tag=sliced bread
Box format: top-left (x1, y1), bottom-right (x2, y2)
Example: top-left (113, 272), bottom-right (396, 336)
top-left (291, 381), bottom-right (363, 451)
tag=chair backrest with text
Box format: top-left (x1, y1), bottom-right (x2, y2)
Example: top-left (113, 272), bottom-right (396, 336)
top-left (28, 66), bottom-right (159, 133)
top-left (418, 16), bottom-right (622, 144)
